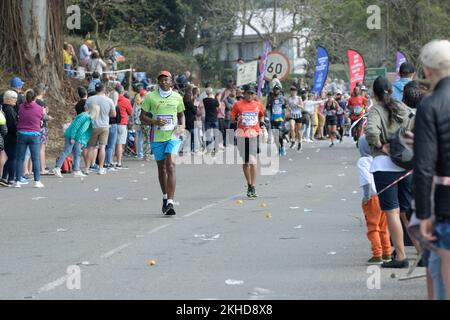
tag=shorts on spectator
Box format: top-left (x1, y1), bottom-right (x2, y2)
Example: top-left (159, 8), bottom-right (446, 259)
top-left (117, 125), bottom-right (128, 145)
top-left (88, 127), bottom-right (109, 147)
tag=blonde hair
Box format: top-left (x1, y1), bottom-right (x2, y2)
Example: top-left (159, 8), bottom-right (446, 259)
top-left (88, 104), bottom-right (100, 120)
top-left (420, 40), bottom-right (450, 76)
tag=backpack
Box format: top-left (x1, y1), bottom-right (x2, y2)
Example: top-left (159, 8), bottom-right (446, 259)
top-left (60, 156), bottom-right (73, 174)
top-left (389, 108), bottom-right (415, 170)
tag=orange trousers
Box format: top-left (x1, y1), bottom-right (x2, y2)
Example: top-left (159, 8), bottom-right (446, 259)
top-left (362, 196), bottom-right (391, 257)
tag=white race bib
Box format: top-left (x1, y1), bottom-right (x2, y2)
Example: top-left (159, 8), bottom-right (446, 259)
top-left (242, 111), bottom-right (258, 127)
top-left (157, 114), bottom-right (175, 131)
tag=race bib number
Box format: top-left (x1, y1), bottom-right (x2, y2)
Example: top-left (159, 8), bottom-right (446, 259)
top-left (353, 106), bottom-right (363, 115)
top-left (242, 112), bottom-right (258, 127)
top-left (157, 114), bottom-right (175, 131)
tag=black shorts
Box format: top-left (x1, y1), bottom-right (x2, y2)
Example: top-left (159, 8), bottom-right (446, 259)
top-left (289, 118), bottom-right (302, 124)
top-left (373, 171), bottom-right (413, 213)
top-left (301, 112), bottom-right (310, 125)
top-left (237, 136), bottom-right (260, 164)
top-left (326, 116), bottom-right (337, 126)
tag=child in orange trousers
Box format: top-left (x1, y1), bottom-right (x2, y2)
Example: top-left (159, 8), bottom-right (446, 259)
top-left (358, 136), bottom-right (392, 265)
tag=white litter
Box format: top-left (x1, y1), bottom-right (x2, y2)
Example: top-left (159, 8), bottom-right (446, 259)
top-left (131, 180), bottom-right (138, 183)
top-left (94, 188), bottom-right (99, 192)
top-left (327, 252), bottom-right (337, 255)
top-left (116, 197), bottom-right (124, 201)
top-left (57, 228), bottom-right (68, 232)
top-left (225, 279), bottom-right (244, 285)
top-left (306, 183), bottom-right (313, 188)
top-left (279, 170), bottom-right (287, 173)
top-left (338, 174), bottom-right (346, 177)
top-left (341, 198), bottom-right (347, 201)
top-left (253, 287), bottom-right (272, 295)
top-left (81, 261), bottom-right (91, 265)
top-left (306, 157), bottom-right (310, 160)
top-left (294, 225), bottom-right (303, 229)
top-left (195, 234), bottom-right (220, 241)
top-left (304, 209), bottom-right (313, 213)
top-left (352, 191), bottom-right (359, 194)
top-left (290, 207), bottom-right (300, 210)
top-left (32, 197), bottom-right (47, 201)
top-left (173, 202), bottom-right (180, 206)
top-left (325, 185), bottom-right (334, 189)
top-left (289, 158), bottom-right (293, 162)
top-left (316, 149), bottom-right (321, 153)
top-left (141, 164), bottom-right (145, 167)
top-left (143, 198), bottom-right (148, 201)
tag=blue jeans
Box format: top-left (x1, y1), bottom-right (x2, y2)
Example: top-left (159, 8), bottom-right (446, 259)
top-left (56, 138), bottom-right (82, 172)
top-left (64, 64), bottom-right (74, 77)
top-left (205, 121), bottom-right (219, 148)
top-left (135, 128), bottom-right (144, 159)
top-left (105, 124), bottom-right (118, 165)
top-left (16, 134), bottom-right (41, 182)
top-left (2, 141), bottom-right (17, 182)
top-left (428, 250), bottom-right (448, 300)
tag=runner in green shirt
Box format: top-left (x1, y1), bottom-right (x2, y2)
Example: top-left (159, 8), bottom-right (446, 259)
top-left (140, 71), bottom-right (186, 216)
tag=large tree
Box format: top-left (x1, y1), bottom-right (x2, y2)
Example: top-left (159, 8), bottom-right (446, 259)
top-left (0, 0), bottom-right (65, 96)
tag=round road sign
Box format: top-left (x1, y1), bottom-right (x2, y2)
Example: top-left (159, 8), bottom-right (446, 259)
top-left (264, 51), bottom-right (291, 81)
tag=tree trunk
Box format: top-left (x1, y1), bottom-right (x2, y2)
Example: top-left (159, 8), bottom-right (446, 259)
top-left (0, 0), bottom-right (64, 99)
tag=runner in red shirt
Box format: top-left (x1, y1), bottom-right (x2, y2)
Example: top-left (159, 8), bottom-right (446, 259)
top-left (347, 86), bottom-right (366, 144)
top-left (230, 84), bottom-right (265, 199)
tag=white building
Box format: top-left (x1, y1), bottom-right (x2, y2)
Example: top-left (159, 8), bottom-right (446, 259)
top-left (219, 8), bottom-right (310, 75)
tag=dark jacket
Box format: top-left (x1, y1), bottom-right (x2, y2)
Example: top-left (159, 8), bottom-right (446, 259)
top-left (0, 109), bottom-right (7, 150)
top-left (414, 76), bottom-right (450, 220)
top-left (183, 97), bottom-right (197, 130)
top-left (1, 104), bottom-right (18, 146)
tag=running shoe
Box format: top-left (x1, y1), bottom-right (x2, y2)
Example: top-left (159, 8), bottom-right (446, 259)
top-left (290, 141), bottom-right (296, 149)
top-left (162, 199), bottom-right (168, 213)
top-left (329, 142), bottom-right (335, 148)
top-left (0, 179), bottom-right (9, 187)
top-left (164, 203), bottom-right (176, 216)
top-left (247, 185), bottom-right (253, 198)
top-left (98, 168), bottom-right (107, 175)
top-left (280, 147), bottom-right (287, 157)
top-left (250, 186), bottom-right (258, 198)
top-left (13, 182), bottom-right (21, 188)
top-left (382, 255), bottom-right (392, 263)
top-left (297, 143), bottom-right (302, 152)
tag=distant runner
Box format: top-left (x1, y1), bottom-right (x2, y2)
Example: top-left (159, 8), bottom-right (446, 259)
top-left (140, 71), bottom-right (186, 216)
top-left (230, 84), bottom-right (265, 199)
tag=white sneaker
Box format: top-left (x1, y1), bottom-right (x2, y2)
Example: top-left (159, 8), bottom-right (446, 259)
top-left (98, 168), bottom-right (107, 175)
top-left (53, 167), bottom-right (63, 178)
top-left (74, 171), bottom-right (87, 178)
top-left (34, 181), bottom-right (45, 188)
top-left (13, 182), bottom-right (21, 188)
top-left (82, 168), bottom-right (90, 175)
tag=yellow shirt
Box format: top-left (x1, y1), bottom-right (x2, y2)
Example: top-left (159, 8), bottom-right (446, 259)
top-left (63, 49), bottom-right (72, 65)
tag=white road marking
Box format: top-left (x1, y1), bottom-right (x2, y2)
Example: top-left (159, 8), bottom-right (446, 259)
top-left (183, 193), bottom-right (242, 218)
top-left (37, 275), bottom-right (69, 294)
top-left (100, 243), bottom-right (130, 259)
top-left (147, 223), bottom-right (172, 235)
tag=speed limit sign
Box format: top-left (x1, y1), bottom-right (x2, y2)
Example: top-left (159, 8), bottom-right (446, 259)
top-left (264, 51), bottom-right (291, 81)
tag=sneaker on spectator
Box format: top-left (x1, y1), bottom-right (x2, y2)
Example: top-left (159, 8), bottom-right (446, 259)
top-left (74, 171), bottom-right (87, 178)
top-left (98, 168), bottom-right (107, 175)
top-left (13, 182), bottom-right (21, 188)
top-left (0, 179), bottom-right (9, 187)
top-left (52, 167), bottom-right (63, 178)
top-left (34, 181), bottom-right (45, 188)
top-left (18, 177), bottom-right (29, 185)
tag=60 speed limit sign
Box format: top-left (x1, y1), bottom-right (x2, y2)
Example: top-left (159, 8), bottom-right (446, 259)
top-left (264, 51), bottom-right (291, 81)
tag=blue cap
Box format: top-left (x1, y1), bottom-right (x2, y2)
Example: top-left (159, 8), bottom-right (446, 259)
top-left (10, 77), bottom-right (25, 89)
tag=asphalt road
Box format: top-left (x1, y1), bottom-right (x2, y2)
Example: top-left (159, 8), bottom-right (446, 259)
top-left (0, 138), bottom-right (426, 300)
